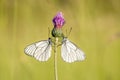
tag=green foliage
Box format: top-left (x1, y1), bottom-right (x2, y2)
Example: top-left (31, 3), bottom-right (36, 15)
top-left (0, 0), bottom-right (120, 80)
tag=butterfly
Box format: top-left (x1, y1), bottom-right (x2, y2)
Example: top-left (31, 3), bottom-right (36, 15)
top-left (24, 37), bottom-right (85, 63)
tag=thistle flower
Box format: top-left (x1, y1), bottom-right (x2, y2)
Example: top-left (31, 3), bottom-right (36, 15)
top-left (52, 12), bottom-right (65, 29)
top-left (52, 12), bottom-right (65, 37)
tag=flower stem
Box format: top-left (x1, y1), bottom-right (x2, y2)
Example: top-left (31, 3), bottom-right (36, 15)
top-left (54, 37), bottom-right (58, 80)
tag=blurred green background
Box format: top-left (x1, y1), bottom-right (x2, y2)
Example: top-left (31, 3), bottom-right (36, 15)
top-left (0, 0), bottom-right (120, 80)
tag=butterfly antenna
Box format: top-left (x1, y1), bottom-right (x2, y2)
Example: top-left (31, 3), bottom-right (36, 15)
top-left (66, 29), bottom-right (68, 37)
top-left (67, 27), bottom-right (72, 38)
top-left (48, 27), bottom-right (51, 38)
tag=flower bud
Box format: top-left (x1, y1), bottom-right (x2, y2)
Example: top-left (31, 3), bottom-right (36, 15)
top-left (52, 12), bottom-right (65, 29)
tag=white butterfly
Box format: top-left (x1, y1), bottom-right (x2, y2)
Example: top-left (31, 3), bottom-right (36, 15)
top-left (24, 38), bottom-right (52, 62)
top-left (61, 38), bottom-right (85, 63)
top-left (24, 37), bottom-right (85, 63)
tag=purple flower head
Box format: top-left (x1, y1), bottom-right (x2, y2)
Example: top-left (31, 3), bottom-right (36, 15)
top-left (53, 12), bottom-right (65, 29)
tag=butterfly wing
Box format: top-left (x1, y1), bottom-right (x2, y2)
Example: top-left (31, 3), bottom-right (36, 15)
top-left (61, 38), bottom-right (85, 63)
top-left (24, 38), bottom-right (52, 62)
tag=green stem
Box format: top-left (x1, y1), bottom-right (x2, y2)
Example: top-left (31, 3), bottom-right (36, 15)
top-left (54, 37), bottom-right (58, 80)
